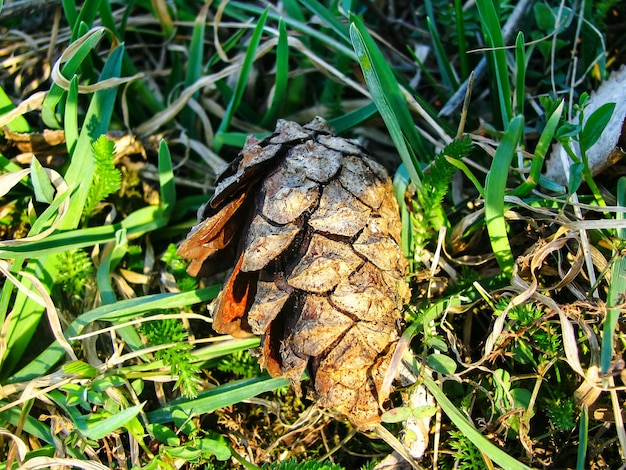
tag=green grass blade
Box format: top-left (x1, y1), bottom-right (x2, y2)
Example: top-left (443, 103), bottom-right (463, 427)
top-left (423, 375), bottom-right (532, 470)
top-left (147, 376), bottom-right (290, 424)
top-left (42, 27), bottom-right (105, 128)
top-left (61, 0), bottom-right (78, 32)
top-left (0, 86), bottom-right (29, 132)
top-left (296, 0), bottom-right (350, 43)
top-left (76, 402), bottom-right (145, 440)
top-left (64, 77), bottom-right (79, 155)
top-left (180, 3), bottom-right (209, 132)
top-left (70, 0), bottom-right (103, 40)
top-left (225, 2), bottom-right (356, 60)
top-left (445, 156), bottom-right (485, 197)
top-left (602, 176), bottom-right (626, 373)
top-left (513, 99), bottom-right (564, 197)
top-left (0, 404), bottom-right (56, 447)
top-left (576, 404), bottom-right (589, 470)
top-left (0, 205), bottom-right (170, 260)
top-left (514, 32), bottom-right (526, 116)
top-left (328, 102), bottom-right (378, 133)
top-left (215, 8), bottom-right (269, 147)
top-left (261, 18), bottom-right (289, 126)
top-left (484, 115), bottom-right (524, 277)
top-left (476, 0), bottom-right (513, 129)
top-left (349, 15), bottom-right (425, 188)
top-left (158, 139), bottom-right (176, 216)
top-left (427, 16), bottom-right (459, 92)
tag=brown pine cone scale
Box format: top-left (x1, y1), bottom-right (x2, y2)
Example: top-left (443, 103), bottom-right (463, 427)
top-left (178, 117), bottom-right (410, 429)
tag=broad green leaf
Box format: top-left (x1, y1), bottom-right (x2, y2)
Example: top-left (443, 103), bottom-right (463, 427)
top-left (568, 161), bottom-right (585, 194)
top-left (148, 423), bottom-right (180, 446)
top-left (381, 406), bottom-right (412, 423)
top-left (484, 115), bottom-right (524, 276)
top-left (62, 360), bottom-right (98, 378)
top-left (427, 353), bottom-right (457, 374)
top-left (581, 102), bottom-right (615, 151)
top-left (198, 437), bottom-right (231, 461)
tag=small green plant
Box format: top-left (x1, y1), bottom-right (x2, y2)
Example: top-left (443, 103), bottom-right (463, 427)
top-left (141, 316), bottom-right (201, 398)
top-left (447, 429), bottom-right (489, 470)
top-left (546, 397), bottom-right (577, 432)
top-left (84, 135), bottom-right (122, 218)
top-left (54, 248), bottom-right (94, 300)
top-left (218, 349), bottom-right (260, 379)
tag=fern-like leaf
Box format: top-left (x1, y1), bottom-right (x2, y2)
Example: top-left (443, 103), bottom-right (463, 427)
top-left (84, 135), bottom-right (122, 216)
top-left (141, 316), bottom-right (201, 398)
top-left (54, 249), bottom-right (94, 297)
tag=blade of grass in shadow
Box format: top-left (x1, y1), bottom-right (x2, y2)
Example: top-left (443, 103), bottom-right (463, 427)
top-left (423, 375), bottom-right (532, 470)
top-left (454, 0), bottom-right (469, 78)
top-left (476, 0), bottom-right (513, 130)
top-left (147, 376), bottom-right (290, 424)
top-left (226, 2), bottom-right (356, 60)
top-left (602, 176), bottom-right (626, 373)
top-left (484, 115), bottom-right (524, 277)
top-left (215, 8), bottom-right (269, 149)
top-left (349, 15), bottom-right (425, 188)
top-left (427, 16), bottom-right (459, 92)
top-left (261, 18), bottom-right (289, 127)
top-left (513, 100), bottom-right (564, 197)
top-left (297, 0), bottom-right (350, 43)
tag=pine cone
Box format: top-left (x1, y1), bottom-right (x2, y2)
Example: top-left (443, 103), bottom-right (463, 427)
top-left (178, 117), bottom-right (410, 429)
